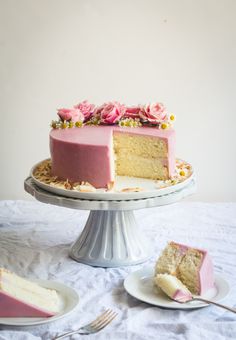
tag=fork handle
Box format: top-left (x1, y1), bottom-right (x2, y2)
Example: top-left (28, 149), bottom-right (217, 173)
top-left (192, 297), bottom-right (236, 314)
top-left (53, 329), bottom-right (89, 339)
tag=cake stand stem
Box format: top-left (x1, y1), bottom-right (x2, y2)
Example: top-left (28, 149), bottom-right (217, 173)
top-left (69, 210), bottom-right (151, 267)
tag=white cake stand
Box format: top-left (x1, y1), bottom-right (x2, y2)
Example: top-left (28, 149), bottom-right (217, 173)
top-left (24, 175), bottom-right (196, 268)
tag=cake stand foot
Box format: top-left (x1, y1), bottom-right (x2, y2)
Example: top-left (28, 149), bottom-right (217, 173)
top-left (69, 210), bottom-right (151, 267)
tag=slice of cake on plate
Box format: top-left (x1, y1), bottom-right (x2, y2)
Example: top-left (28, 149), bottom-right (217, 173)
top-left (0, 268), bottom-right (60, 317)
top-left (155, 242), bottom-right (215, 295)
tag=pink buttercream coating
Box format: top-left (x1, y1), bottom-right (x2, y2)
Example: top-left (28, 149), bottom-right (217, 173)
top-left (172, 289), bottom-right (192, 302)
top-left (50, 126), bottom-right (176, 188)
top-left (0, 291), bottom-right (56, 317)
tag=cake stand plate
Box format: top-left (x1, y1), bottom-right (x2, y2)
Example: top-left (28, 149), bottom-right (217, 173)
top-left (24, 176), bottom-right (196, 267)
top-left (30, 159), bottom-right (194, 201)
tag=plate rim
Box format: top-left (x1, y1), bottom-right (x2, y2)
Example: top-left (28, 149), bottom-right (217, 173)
top-left (0, 279), bottom-right (79, 326)
top-left (30, 158), bottom-right (195, 201)
top-left (124, 266), bottom-right (230, 310)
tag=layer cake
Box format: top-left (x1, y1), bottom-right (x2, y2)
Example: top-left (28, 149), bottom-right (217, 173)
top-left (50, 101), bottom-right (176, 188)
top-left (155, 242), bottom-right (215, 295)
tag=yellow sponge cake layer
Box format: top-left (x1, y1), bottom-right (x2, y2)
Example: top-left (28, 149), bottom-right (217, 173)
top-left (178, 249), bottom-right (204, 294)
top-left (114, 132), bottom-right (170, 180)
top-left (113, 132), bottom-right (168, 157)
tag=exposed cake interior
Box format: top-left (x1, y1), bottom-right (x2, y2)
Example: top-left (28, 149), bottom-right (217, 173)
top-left (155, 242), bottom-right (214, 295)
top-left (0, 268), bottom-right (60, 317)
top-left (113, 132), bottom-right (169, 180)
top-left (178, 249), bottom-right (204, 294)
top-left (155, 241), bottom-right (186, 275)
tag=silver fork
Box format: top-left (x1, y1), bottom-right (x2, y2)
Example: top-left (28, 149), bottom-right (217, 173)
top-left (53, 309), bottom-right (118, 339)
top-left (176, 296), bottom-right (236, 313)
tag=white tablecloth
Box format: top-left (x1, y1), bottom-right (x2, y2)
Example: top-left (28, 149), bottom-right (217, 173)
top-left (0, 200), bottom-right (236, 340)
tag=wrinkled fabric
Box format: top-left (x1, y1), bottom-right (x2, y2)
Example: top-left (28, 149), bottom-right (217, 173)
top-left (0, 200), bottom-right (235, 340)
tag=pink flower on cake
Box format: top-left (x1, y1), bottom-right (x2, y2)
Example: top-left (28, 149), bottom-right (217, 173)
top-left (57, 108), bottom-right (84, 122)
top-left (139, 102), bottom-right (167, 123)
top-left (124, 106), bottom-right (141, 119)
top-left (93, 104), bottom-right (105, 117)
top-left (74, 100), bottom-right (95, 121)
top-left (100, 102), bottom-right (126, 124)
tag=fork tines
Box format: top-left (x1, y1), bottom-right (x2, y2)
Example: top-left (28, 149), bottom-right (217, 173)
top-left (91, 309), bottom-right (118, 331)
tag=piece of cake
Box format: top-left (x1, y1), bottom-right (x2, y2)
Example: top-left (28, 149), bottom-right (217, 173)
top-left (49, 101), bottom-right (176, 188)
top-left (0, 268), bottom-right (60, 317)
top-left (155, 242), bottom-right (215, 295)
top-left (155, 273), bottom-right (192, 302)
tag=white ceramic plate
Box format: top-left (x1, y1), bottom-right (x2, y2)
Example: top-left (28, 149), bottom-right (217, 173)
top-left (124, 266), bottom-right (230, 310)
top-left (31, 159), bottom-right (195, 201)
top-left (0, 279), bottom-right (79, 326)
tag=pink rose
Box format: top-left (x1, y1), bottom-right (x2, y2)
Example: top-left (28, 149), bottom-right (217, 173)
top-left (139, 102), bottom-right (167, 123)
top-left (57, 108), bottom-right (84, 122)
top-left (124, 106), bottom-right (141, 119)
top-left (100, 102), bottom-right (126, 124)
top-left (93, 104), bottom-right (105, 117)
top-left (74, 100), bottom-right (95, 121)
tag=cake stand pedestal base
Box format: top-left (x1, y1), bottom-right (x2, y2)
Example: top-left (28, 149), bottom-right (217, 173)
top-left (24, 176), bottom-right (196, 267)
top-left (70, 210), bottom-right (150, 267)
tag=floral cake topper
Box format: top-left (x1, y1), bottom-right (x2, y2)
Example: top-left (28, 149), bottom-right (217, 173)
top-left (51, 100), bottom-right (175, 129)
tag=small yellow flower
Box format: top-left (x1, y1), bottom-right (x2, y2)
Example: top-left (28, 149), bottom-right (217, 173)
top-left (51, 121), bottom-right (57, 129)
top-left (161, 122), bottom-right (168, 129)
top-left (68, 121), bottom-right (74, 128)
top-left (61, 121), bottom-right (68, 129)
top-left (170, 114), bottom-right (175, 121)
top-left (179, 170), bottom-right (186, 176)
top-left (75, 121), bottom-right (83, 127)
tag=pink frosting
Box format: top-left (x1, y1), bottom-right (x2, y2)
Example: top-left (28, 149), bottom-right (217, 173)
top-left (0, 291), bottom-right (56, 317)
top-left (172, 289), bottom-right (192, 302)
top-left (198, 251), bottom-right (215, 295)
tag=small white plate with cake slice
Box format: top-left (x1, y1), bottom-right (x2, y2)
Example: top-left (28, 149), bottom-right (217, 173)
top-left (124, 266), bottom-right (230, 310)
top-left (0, 278), bottom-right (79, 327)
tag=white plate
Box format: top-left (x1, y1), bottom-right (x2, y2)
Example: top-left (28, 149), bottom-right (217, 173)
top-left (0, 279), bottom-right (79, 326)
top-left (31, 159), bottom-right (195, 201)
top-left (124, 266), bottom-right (230, 310)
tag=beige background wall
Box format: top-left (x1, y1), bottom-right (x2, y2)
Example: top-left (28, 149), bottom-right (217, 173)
top-left (1, 0), bottom-right (236, 201)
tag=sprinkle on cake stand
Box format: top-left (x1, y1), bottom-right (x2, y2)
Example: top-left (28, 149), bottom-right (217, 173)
top-left (24, 165), bottom-right (196, 268)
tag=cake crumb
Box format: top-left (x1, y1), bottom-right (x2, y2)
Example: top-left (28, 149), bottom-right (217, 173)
top-left (107, 181), bottom-right (115, 191)
top-left (121, 187), bottom-right (144, 192)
